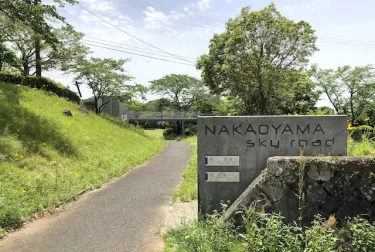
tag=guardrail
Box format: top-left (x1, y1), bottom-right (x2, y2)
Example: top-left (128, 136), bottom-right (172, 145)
top-left (128, 111), bottom-right (215, 120)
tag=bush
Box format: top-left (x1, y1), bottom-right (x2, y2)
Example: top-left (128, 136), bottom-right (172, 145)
top-left (351, 125), bottom-right (374, 141)
top-left (0, 72), bottom-right (80, 104)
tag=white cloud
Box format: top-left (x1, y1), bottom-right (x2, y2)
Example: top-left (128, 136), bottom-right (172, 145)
top-left (80, 0), bottom-right (114, 12)
top-left (197, 0), bottom-right (212, 11)
top-left (143, 6), bottom-right (181, 30)
top-left (284, 0), bottom-right (331, 15)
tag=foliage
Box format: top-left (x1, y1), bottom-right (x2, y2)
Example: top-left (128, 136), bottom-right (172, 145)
top-left (0, 72), bottom-right (80, 103)
top-left (350, 125), bottom-right (375, 141)
top-left (165, 206), bottom-right (375, 252)
top-left (143, 98), bottom-right (174, 112)
top-left (311, 64), bottom-right (375, 124)
top-left (150, 74), bottom-right (204, 111)
top-left (71, 57), bottom-right (141, 114)
top-left (0, 83), bottom-right (165, 230)
top-left (197, 4), bottom-right (318, 115)
top-left (307, 106), bottom-right (335, 115)
top-left (165, 212), bottom-right (242, 252)
top-left (345, 218), bottom-right (375, 251)
top-left (8, 24), bottom-right (89, 75)
top-left (173, 137), bottom-right (198, 202)
top-left (214, 96), bottom-right (246, 116)
top-left (280, 73), bottom-right (321, 115)
top-left (0, 44), bottom-right (18, 71)
top-left (0, 0), bottom-right (77, 45)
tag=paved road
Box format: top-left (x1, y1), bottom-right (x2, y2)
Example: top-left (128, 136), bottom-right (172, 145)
top-left (0, 141), bottom-right (191, 252)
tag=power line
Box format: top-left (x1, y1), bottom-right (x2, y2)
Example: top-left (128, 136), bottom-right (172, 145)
top-left (81, 42), bottom-right (197, 66)
top-left (77, 3), bottom-right (196, 64)
top-left (115, 0), bottom-right (225, 24)
top-left (105, 0), bottom-right (224, 29)
top-left (82, 36), bottom-right (196, 60)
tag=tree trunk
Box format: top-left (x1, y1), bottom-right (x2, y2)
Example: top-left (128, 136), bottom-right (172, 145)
top-left (350, 90), bottom-right (355, 125)
top-left (34, 0), bottom-right (42, 77)
top-left (34, 39), bottom-right (42, 76)
top-left (94, 96), bottom-right (100, 114)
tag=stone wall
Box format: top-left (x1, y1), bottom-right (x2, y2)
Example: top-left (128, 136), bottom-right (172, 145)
top-left (225, 156), bottom-right (375, 226)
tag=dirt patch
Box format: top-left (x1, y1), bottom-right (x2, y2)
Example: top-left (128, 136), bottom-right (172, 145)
top-left (161, 200), bottom-right (198, 236)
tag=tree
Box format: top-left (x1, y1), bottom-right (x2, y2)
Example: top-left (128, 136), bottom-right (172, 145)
top-left (280, 72), bottom-right (321, 115)
top-left (71, 57), bottom-right (136, 114)
top-left (144, 98), bottom-right (174, 111)
top-left (150, 74), bottom-right (204, 111)
top-left (310, 65), bottom-right (346, 115)
top-left (197, 4), bottom-right (318, 115)
top-left (311, 64), bottom-right (375, 124)
top-left (0, 0), bottom-right (78, 76)
top-left (9, 24), bottom-right (89, 76)
top-left (0, 44), bottom-right (18, 71)
top-left (337, 65), bottom-right (375, 125)
top-left (0, 0), bottom-right (77, 45)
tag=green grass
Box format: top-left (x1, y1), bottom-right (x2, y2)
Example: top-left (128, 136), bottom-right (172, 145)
top-left (348, 136), bottom-right (375, 156)
top-left (173, 136), bottom-right (197, 202)
top-left (164, 207), bottom-right (375, 252)
top-left (144, 129), bottom-right (165, 139)
top-left (0, 83), bottom-right (166, 231)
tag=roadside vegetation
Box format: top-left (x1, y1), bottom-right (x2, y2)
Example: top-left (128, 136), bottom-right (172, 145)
top-left (173, 137), bottom-right (197, 202)
top-left (0, 83), bottom-right (165, 233)
top-left (164, 206), bottom-right (375, 252)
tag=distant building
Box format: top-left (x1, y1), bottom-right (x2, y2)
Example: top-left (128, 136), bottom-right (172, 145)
top-left (82, 97), bottom-right (128, 122)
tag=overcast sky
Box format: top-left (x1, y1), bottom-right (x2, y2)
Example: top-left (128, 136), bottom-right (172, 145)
top-left (45, 0), bottom-right (375, 107)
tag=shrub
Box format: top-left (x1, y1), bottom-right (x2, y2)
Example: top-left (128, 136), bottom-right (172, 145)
top-left (0, 72), bottom-right (80, 103)
top-left (350, 125), bottom-right (374, 141)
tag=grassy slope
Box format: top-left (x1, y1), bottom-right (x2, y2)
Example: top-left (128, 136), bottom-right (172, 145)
top-left (0, 83), bottom-right (166, 231)
top-left (144, 129), bottom-right (165, 139)
top-left (173, 135), bottom-right (375, 203)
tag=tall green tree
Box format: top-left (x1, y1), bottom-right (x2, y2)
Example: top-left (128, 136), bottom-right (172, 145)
top-left (0, 0), bottom-right (78, 76)
top-left (150, 74), bottom-right (204, 111)
top-left (197, 4), bottom-right (318, 115)
top-left (9, 24), bottom-right (89, 76)
top-left (71, 57), bottom-right (141, 114)
top-left (311, 64), bottom-right (375, 124)
top-left (0, 0), bottom-right (76, 44)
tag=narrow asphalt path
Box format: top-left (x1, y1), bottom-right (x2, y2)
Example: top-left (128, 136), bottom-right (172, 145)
top-left (0, 140), bottom-right (191, 252)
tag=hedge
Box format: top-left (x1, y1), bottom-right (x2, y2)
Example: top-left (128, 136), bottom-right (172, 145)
top-left (0, 73), bottom-right (80, 104)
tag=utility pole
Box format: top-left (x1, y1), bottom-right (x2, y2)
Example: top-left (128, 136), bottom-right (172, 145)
top-left (75, 81), bottom-right (82, 97)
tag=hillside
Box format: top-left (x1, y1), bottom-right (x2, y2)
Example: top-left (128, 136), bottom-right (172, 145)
top-left (0, 83), bottom-right (166, 233)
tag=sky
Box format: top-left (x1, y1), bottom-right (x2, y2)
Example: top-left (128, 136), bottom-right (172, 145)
top-left (45, 0), bottom-right (375, 107)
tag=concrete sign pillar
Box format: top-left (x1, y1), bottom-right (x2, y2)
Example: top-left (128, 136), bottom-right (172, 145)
top-left (197, 116), bottom-right (348, 214)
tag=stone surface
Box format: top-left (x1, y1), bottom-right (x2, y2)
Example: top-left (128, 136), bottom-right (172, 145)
top-left (225, 156), bottom-right (375, 226)
top-left (62, 109), bottom-right (73, 117)
top-left (198, 116), bottom-right (347, 214)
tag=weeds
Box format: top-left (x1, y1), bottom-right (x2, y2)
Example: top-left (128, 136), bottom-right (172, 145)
top-left (165, 206), bottom-right (375, 252)
top-left (173, 137), bottom-right (197, 202)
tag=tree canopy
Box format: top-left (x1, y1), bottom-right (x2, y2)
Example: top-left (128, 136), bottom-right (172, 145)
top-left (71, 57), bottom-right (138, 114)
top-left (197, 4), bottom-right (318, 115)
top-left (312, 64), bottom-right (375, 124)
top-left (150, 74), bottom-right (204, 111)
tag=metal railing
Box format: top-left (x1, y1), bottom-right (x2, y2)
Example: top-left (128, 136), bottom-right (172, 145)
top-left (127, 111), bottom-right (215, 120)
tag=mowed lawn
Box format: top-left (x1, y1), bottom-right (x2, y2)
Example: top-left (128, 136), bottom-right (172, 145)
top-left (0, 83), bottom-right (166, 232)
